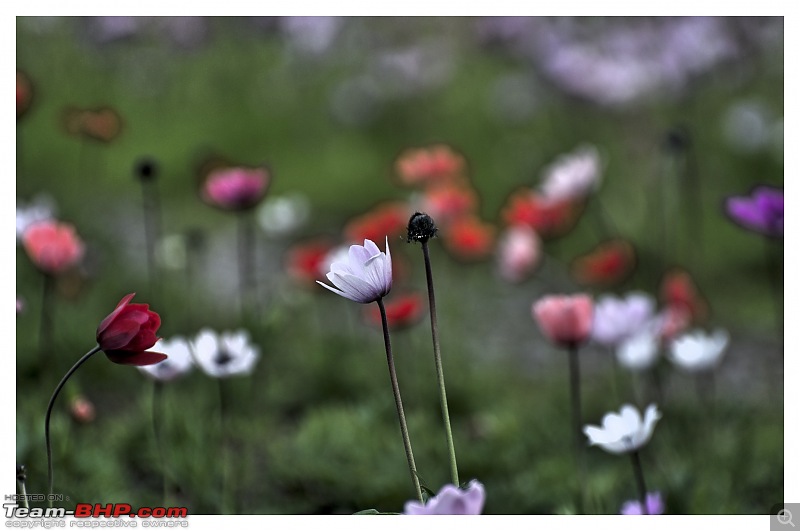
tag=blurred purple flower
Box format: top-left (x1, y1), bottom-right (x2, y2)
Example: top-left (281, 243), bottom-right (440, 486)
top-left (592, 292), bottom-right (656, 347)
top-left (725, 186), bottom-right (783, 237)
top-left (620, 491), bottom-right (665, 515)
top-left (404, 480), bottom-right (485, 515)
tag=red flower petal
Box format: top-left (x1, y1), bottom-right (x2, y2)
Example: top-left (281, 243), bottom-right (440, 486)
top-left (105, 350), bottom-right (168, 366)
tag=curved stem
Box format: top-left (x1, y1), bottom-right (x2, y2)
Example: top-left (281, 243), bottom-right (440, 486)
top-left (421, 241), bottom-right (459, 486)
top-left (45, 345), bottom-right (101, 505)
top-left (377, 298), bottom-right (423, 503)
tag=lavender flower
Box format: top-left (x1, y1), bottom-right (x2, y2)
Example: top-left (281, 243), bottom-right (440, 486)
top-left (404, 480), bottom-right (485, 515)
top-left (584, 404), bottom-right (661, 455)
top-left (725, 185), bottom-right (783, 237)
top-left (620, 491), bottom-right (665, 515)
top-left (317, 238), bottom-right (392, 303)
top-left (592, 292), bottom-right (656, 347)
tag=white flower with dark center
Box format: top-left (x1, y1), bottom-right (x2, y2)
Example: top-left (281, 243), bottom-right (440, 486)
top-left (584, 403), bottom-right (661, 455)
top-left (191, 328), bottom-right (259, 378)
top-left (138, 336), bottom-right (194, 381)
top-left (668, 329), bottom-right (729, 372)
top-left (317, 238), bottom-right (392, 304)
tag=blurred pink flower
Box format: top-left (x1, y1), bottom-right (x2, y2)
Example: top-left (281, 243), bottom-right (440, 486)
top-left (394, 144), bottom-right (466, 187)
top-left (404, 479), bottom-right (485, 515)
top-left (202, 166), bottom-right (270, 211)
top-left (22, 220), bottom-right (85, 275)
top-left (533, 294), bottom-right (594, 348)
top-left (497, 225), bottom-right (541, 283)
top-left (621, 491), bottom-right (664, 515)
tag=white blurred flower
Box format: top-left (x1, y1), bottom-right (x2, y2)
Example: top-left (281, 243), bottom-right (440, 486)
top-left (257, 193), bottom-right (310, 238)
top-left (191, 328), bottom-right (260, 378)
top-left (138, 337), bottom-right (194, 381)
top-left (540, 145), bottom-right (602, 202)
top-left (668, 329), bottom-right (729, 372)
top-left (616, 327), bottom-right (660, 371)
top-left (584, 403), bottom-right (661, 454)
top-left (16, 195), bottom-right (56, 240)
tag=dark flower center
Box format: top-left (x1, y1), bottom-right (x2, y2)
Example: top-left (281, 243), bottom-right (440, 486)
top-left (406, 212), bottom-right (438, 243)
top-left (214, 349), bottom-right (234, 366)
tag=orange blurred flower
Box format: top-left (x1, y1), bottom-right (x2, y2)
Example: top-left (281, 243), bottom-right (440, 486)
top-left (571, 240), bottom-right (636, 287)
top-left (63, 106), bottom-right (123, 143)
top-left (394, 144), bottom-right (466, 187)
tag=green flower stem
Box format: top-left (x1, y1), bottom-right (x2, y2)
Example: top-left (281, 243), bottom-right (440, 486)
top-left (377, 298), bottom-right (423, 503)
top-left (629, 450), bottom-right (649, 514)
top-left (421, 241), bottom-right (459, 487)
top-left (151, 381), bottom-right (168, 506)
top-left (140, 177), bottom-right (162, 300)
top-left (237, 211), bottom-right (256, 319)
top-left (568, 344), bottom-right (586, 512)
top-left (16, 467), bottom-right (29, 510)
top-left (218, 378), bottom-right (233, 514)
top-left (45, 345), bottom-right (101, 506)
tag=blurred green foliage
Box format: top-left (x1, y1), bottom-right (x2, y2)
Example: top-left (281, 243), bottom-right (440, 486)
top-left (16, 17), bottom-right (782, 514)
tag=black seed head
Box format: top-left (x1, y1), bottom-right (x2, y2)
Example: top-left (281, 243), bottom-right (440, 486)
top-left (16, 465), bottom-right (26, 482)
top-left (134, 157), bottom-right (159, 181)
top-left (407, 212), bottom-right (438, 244)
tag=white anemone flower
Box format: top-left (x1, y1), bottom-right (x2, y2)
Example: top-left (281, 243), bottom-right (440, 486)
top-left (668, 329), bottom-right (729, 372)
top-left (584, 403), bottom-right (661, 455)
top-left (191, 328), bottom-right (260, 378)
top-left (138, 336), bottom-right (194, 381)
top-left (616, 327), bottom-right (660, 372)
top-left (317, 238), bottom-right (392, 304)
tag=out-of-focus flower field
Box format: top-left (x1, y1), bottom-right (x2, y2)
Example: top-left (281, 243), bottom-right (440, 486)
top-left (15, 16), bottom-right (783, 515)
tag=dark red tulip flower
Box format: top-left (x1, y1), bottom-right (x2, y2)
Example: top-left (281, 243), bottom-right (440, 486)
top-left (96, 293), bottom-right (166, 366)
top-left (46, 293), bottom-right (166, 500)
top-left (571, 239), bottom-right (636, 287)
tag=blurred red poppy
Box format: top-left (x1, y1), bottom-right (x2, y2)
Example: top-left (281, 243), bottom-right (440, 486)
top-left (364, 292), bottom-right (426, 330)
top-left (571, 239), bottom-right (636, 287)
top-left (284, 239), bottom-right (334, 285)
top-left (420, 183), bottom-right (478, 226)
top-left (344, 202), bottom-right (411, 244)
top-left (442, 216), bottom-right (495, 261)
top-left (394, 144), bottom-right (466, 187)
top-left (660, 268), bottom-right (708, 324)
top-left (501, 189), bottom-right (580, 238)
top-left (532, 294), bottom-right (594, 348)
top-left (63, 106), bottom-right (123, 143)
top-left (96, 293), bottom-right (166, 366)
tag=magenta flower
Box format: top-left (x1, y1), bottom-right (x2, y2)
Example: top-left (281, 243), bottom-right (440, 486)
top-left (404, 480), bottom-right (485, 515)
top-left (620, 491), bottom-right (665, 515)
top-left (725, 185), bottom-right (783, 237)
top-left (202, 166), bottom-right (270, 211)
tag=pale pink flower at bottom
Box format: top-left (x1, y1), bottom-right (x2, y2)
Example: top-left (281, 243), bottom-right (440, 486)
top-left (404, 480), bottom-right (485, 515)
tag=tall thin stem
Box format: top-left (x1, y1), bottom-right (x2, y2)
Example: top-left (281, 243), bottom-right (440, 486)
top-left (218, 378), bottom-right (232, 514)
top-left (141, 179), bottom-right (162, 300)
top-left (151, 381), bottom-right (168, 505)
top-left (16, 466), bottom-right (29, 510)
top-left (568, 344), bottom-right (586, 512)
top-left (421, 241), bottom-right (459, 486)
top-left (377, 298), bottom-right (423, 503)
top-left (39, 274), bottom-right (54, 365)
top-left (629, 450), bottom-right (649, 515)
top-left (45, 345), bottom-right (101, 505)
top-left (237, 212), bottom-right (258, 320)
